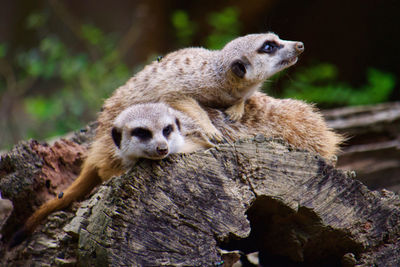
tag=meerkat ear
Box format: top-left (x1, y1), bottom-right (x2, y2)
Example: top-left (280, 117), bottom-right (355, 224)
top-left (111, 127), bottom-right (122, 149)
top-left (230, 59), bottom-right (247, 78)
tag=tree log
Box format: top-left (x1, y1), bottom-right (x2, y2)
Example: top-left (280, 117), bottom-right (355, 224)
top-left (324, 102), bottom-right (400, 192)
top-left (1, 122), bottom-right (400, 266)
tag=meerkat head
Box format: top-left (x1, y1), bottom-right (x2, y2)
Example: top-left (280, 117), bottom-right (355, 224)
top-left (111, 103), bottom-right (184, 165)
top-left (222, 32), bottom-right (304, 87)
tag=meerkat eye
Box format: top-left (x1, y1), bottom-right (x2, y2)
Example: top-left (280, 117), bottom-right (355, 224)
top-left (163, 124), bottom-right (173, 138)
top-left (259, 41), bottom-right (280, 54)
top-left (131, 127), bottom-right (152, 140)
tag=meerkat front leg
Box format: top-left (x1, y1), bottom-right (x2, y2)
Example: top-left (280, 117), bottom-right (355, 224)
top-left (225, 100), bottom-right (245, 121)
top-left (166, 97), bottom-right (223, 142)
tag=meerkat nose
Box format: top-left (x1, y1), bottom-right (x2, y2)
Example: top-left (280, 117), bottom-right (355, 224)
top-left (295, 42), bottom-right (304, 53)
top-left (156, 146), bottom-right (169, 156)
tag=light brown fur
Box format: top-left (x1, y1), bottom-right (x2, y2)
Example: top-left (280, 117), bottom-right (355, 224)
top-left (14, 92), bottom-right (343, 247)
top-left (11, 33), bottom-right (311, 245)
top-left (210, 91), bottom-right (344, 159)
top-left (112, 103), bottom-right (213, 167)
top-left (100, 33), bottom-right (304, 142)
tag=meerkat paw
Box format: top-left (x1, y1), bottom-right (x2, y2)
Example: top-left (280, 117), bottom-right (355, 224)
top-left (226, 110), bottom-right (243, 121)
top-left (225, 101), bottom-right (245, 121)
top-left (205, 126), bottom-right (223, 143)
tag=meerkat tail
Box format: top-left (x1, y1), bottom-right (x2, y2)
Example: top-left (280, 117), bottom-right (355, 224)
top-left (9, 162), bottom-right (102, 248)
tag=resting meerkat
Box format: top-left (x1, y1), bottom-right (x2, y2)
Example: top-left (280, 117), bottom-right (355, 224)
top-left (112, 103), bottom-right (213, 168)
top-left (10, 103), bottom-right (212, 247)
top-left (10, 33), bottom-right (304, 246)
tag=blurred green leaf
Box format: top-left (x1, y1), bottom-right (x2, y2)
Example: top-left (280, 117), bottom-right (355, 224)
top-left (206, 7), bottom-right (240, 49)
top-left (42, 60), bottom-right (56, 79)
top-left (26, 55), bottom-right (44, 77)
top-left (281, 63), bottom-right (395, 107)
top-left (294, 63), bottom-right (337, 83)
top-left (60, 54), bottom-right (88, 81)
top-left (208, 7), bottom-right (239, 30)
top-left (24, 96), bottom-right (63, 120)
top-left (171, 10), bottom-right (197, 46)
top-left (0, 43), bottom-right (7, 58)
top-left (39, 37), bottom-right (66, 60)
top-left (26, 12), bottom-right (48, 29)
top-left (81, 24), bottom-right (105, 45)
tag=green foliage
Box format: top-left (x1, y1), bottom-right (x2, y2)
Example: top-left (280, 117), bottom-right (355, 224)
top-left (24, 96), bottom-right (63, 121)
top-left (11, 14), bottom-right (131, 142)
top-left (281, 63), bottom-right (395, 107)
top-left (81, 24), bottom-right (105, 45)
top-left (0, 43), bottom-right (6, 58)
top-left (206, 7), bottom-right (241, 49)
top-left (171, 7), bottom-right (240, 49)
top-left (26, 11), bottom-right (48, 29)
top-left (171, 10), bottom-right (197, 46)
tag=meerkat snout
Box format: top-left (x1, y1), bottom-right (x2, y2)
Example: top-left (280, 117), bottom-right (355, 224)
top-left (295, 42), bottom-right (304, 53)
top-left (156, 143), bottom-right (169, 156)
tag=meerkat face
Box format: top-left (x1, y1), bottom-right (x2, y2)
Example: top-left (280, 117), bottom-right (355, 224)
top-left (223, 32), bottom-right (304, 86)
top-left (111, 104), bottom-right (185, 164)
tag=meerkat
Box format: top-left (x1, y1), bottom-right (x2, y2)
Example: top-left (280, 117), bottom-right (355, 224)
top-left (10, 33), bottom-right (304, 246)
top-left (102, 32), bottom-right (304, 142)
top-left (112, 103), bottom-right (213, 168)
top-left (9, 103), bottom-right (212, 247)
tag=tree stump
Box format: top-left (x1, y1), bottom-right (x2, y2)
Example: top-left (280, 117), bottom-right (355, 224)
top-left (1, 122), bottom-right (400, 266)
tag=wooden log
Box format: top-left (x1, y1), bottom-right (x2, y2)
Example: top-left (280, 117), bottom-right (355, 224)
top-left (1, 127), bottom-right (400, 266)
top-left (324, 102), bottom-right (400, 192)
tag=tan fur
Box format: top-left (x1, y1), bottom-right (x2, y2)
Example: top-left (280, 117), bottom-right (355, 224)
top-left (12, 33), bottom-right (308, 243)
top-left (15, 94), bottom-right (342, 244)
top-left (208, 92), bottom-right (344, 159)
top-left (100, 33), bottom-right (303, 141)
top-left (112, 103), bottom-right (213, 167)
top-left (93, 32), bottom-right (303, 179)
top-left (15, 103), bottom-right (211, 240)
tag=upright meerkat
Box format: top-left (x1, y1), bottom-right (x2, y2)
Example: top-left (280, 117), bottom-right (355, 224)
top-left (102, 32), bottom-right (304, 142)
top-left (10, 33), bottom-right (304, 246)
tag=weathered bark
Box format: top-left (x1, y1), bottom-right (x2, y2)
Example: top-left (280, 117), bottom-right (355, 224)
top-left (1, 121), bottom-right (400, 266)
top-left (324, 102), bottom-right (400, 192)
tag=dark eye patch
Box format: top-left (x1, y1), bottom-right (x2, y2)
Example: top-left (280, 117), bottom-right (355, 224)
top-left (163, 124), bottom-right (173, 138)
top-left (131, 127), bottom-right (152, 141)
top-left (258, 40), bottom-right (282, 54)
